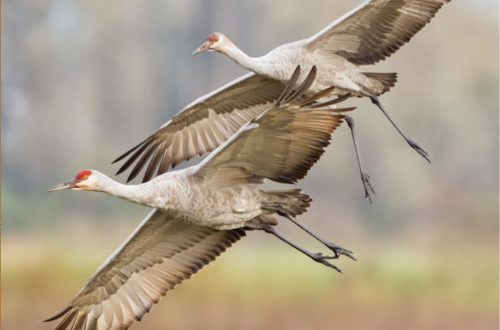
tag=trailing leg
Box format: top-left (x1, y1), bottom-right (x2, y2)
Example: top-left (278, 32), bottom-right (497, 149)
top-left (344, 115), bottom-right (375, 203)
top-left (262, 225), bottom-right (344, 273)
top-left (278, 211), bottom-right (356, 261)
top-left (370, 96), bottom-right (430, 163)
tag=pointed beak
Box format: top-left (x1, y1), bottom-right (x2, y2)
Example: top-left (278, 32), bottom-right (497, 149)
top-left (192, 41), bottom-right (211, 56)
top-left (48, 180), bottom-right (75, 192)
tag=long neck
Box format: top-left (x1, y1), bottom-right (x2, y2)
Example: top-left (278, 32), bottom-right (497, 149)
top-left (222, 43), bottom-right (262, 73)
top-left (97, 176), bottom-right (161, 208)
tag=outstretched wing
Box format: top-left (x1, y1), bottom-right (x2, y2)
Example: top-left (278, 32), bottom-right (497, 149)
top-left (113, 73), bottom-right (285, 183)
top-left (45, 210), bottom-right (245, 330)
top-left (193, 67), bottom-right (353, 186)
top-left (306, 0), bottom-right (450, 65)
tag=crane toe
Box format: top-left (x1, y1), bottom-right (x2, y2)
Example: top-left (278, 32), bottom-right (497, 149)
top-left (406, 138), bottom-right (431, 163)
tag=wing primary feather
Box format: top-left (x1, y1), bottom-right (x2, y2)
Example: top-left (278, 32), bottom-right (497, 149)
top-left (86, 313), bottom-right (98, 330)
top-left (157, 147), bottom-right (172, 176)
top-left (283, 66), bottom-right (317, 104)
top-left (115, 140), bottom-right (152, 176)
top-left (275, 66), bottom-right (301, 105)
top-left (53, 309), bottom-right (77, 330)
top-left (320, 106), bottom-right (356, 113)
top-left (309, 93), bottom-right (350, 108)
top-left (309, 96), bottom-right (356, 109)
top-left (126, 142), bottom-right (160, 182)
top-left (71, 311), bottom-right (86, 330)
top-left (43, 306), bottom-right (73, 322)
top-left (142, 142), bottom-right (166, 183)
top-left (112, 138), bottom-right (149, 164)
top-left (297, 85), bottom-right (339, 107)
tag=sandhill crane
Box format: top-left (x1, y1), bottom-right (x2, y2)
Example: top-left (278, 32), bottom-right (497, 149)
top-left (46, 67), bottom-right (356, 330)
top-left (193, 0), bottom-right (452, 164)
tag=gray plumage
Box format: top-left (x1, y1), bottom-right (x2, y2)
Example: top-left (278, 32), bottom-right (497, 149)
top-left (46, 67), bottom-right (353, 329)
top-left (194, 0), bottom-right (451, 96)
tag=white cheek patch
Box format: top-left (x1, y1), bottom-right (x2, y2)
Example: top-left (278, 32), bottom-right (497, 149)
top-left (76, 175), bottom-right (98, 190)
top-left (213, 35), bottom-right (224, 49)
top-left (86, 175), bottom-right (98, 186)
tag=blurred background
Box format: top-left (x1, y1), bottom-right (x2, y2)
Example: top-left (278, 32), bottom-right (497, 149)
top-left (2, 0), bottom-right (498, 329)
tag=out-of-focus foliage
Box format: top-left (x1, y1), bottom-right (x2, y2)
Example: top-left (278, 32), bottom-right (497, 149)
top-left (2, 0), bottom-right (498, 329)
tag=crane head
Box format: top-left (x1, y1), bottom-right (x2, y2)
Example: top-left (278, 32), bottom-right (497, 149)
top-left (49, 169), bottom-right (97, 192)
top-left (192, 32), bottom-right (227, 55)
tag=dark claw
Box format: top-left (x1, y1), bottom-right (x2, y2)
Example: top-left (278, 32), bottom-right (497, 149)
top-left (312, 253), bottom-right (343, 273)
top-left (407, 138), bottom-right (431, 163)
top-left (323, 242), bottom-right (357, 261)
top-left (361, 172), bottom-right (375, 204)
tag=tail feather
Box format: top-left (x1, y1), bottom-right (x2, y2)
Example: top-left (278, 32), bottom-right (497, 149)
top-left (363, 72), bottom-right (398, 94)
top-left (262, 189), bottom-right (312, 218)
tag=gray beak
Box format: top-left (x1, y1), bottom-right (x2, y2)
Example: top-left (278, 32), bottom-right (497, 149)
top-left (48, 180), bottom-right (74, 192)
top-left (192, 41), bottom-right (211, 56)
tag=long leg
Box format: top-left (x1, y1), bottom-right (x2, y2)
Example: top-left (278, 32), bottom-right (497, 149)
top-left (278, 212), bottom-right (356, 261)
top-left (344, 115), bottom-right (375, 203)
top-left (370, 96), bottom-right (430, 163)
top-left (262, 226), bottom-right (344, 273)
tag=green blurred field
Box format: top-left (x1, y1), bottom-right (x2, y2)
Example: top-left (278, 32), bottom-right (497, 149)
top-left (2, 221), bottom-right (498, 330)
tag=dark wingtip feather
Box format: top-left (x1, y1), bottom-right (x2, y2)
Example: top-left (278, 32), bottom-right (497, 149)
top-left (125, 142), bottom-right (159, 183)
top-left (112, 138), bottom-right (148, 164)
top-left (275, 66), bottom-right (301, 106)
top-left (283, 65), bottom-right (317, 104)
top-left (142, 144), bottom-right (165, 183)
top-left (43, 306), bottom-right (72, 322)
top-left (114, 140), bottom-right (152, 176)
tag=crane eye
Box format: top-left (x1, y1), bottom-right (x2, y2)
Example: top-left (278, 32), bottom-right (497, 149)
top-left (75, 170), bottom-right (92, 181)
